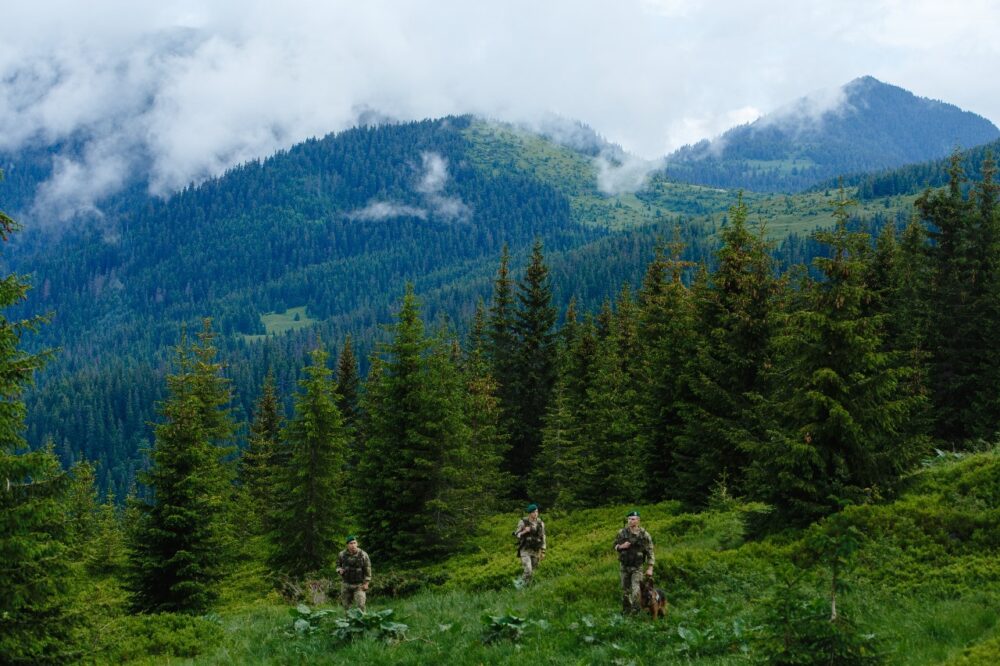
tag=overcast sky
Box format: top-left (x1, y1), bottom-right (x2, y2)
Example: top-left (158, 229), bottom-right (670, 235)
top-left (3, 0), bottom-right (1000, 217)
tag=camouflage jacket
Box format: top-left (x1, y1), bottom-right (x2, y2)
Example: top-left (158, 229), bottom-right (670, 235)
top-left (613, 527), bottom-right (654, 569)
top-left (337, 548), bottom-right (372, 585)
top-left (513, 517), bottom-right (547, 552)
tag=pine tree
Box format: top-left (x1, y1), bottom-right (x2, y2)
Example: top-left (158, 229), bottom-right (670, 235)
top-left (637, 237), bottom-right (698, 501)
top-left (268, 345), bottom-right (349, 577)
top-left (127, 322), bottom-right (236, 614)
top-left (335, 335), bottom-right (363, 469)
top-left (918, 155), bottom-right (987, 443)
top-left (65, 458), bottom-right (99, 557)
top-left (487, 245), bottom-right (519, 481)
top-left (580, 285), bottom-right (645, 506)
top-left (358, 286), bottom-right (477, 562)
top-left (85, 490), bottom-right (128, 576)
top-left (746, 191), bottom-right (928, 523)
top-left (463, 303), bottom-right (511, 507)
top-left (673, 196), bottom-right (782, 504)
top-left (509, 239), bottom-right (558, 494)
top-left (0, 178), bottom-right (76, 664)
top-left (336, 334), bottom-right (361, 436)
top-left (239, 369), bottom-right (283, 533)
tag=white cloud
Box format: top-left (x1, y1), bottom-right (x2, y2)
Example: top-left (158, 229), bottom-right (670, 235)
top-left (595, 152), bottom-right (664, 195)
top-left (2, 0), bottom-right (1000, 220)
top-left (416, 152), bottom-right (449, 195)
top-left (344, 151), bottom-right (470, 222)
top-left (417, 152), bottom-right (471, 222)
top-left (346, 201), bottom-right (427, 222)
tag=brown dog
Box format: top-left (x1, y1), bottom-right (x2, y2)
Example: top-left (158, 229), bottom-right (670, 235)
top-left (639, 577), bottom-right (668, 620)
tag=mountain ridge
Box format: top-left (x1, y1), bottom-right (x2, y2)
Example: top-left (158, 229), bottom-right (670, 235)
top-left (665, 75), bottom-right (1000, 192)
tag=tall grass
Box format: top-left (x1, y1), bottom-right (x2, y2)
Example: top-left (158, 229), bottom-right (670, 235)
top-left (96, 452), bottom-right (1000, 663)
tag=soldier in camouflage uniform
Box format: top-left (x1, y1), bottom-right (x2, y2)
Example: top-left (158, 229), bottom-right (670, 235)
top-left (513, 503), bottom-right (546, 587)
top-left (613, 510), bottom-right (655, 615)
top-left (336, 535), bottom-right (371, 612)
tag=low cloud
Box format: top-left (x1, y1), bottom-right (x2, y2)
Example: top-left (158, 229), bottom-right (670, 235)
top-left (4, 2), bottom-right (1000, 224)
top-left (416, 152), bottom-right (471, 221)
top-left (595, 150), bottom-right (664, 195)
top-left (344, 151), bottom-right (469, 222)
top-left (346, 201), bottom-right (427, 221)
top-left (756, 81), bottom-right (850, 133)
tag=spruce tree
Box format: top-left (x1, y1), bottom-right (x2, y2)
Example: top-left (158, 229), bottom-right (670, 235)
top-left (85, 490), bottom-right (128, 576)
top-left (239, 369), bottom-right (283, 533)
top-left (0, 179), bottom-right (76, 664)
top-left (335, 335), bottom-right (363, 469)
top-left (673, 197), bottom-right (782, 504)
top-left (531, 310), bottom-right (598, 508)
top-left (974, 155), bottom-right (1000, 433)
top-left (746, 191), bottom-right (928, 523)
top-left (127, 322), bottom-right (236, 614)
top-left (65, 458), bottom-right (99, 558)
top-left (637, 238), bottom-right (698, 500)
top-left (893, 217), bottom-right (932, 353)
top-left (268, 345), bottom-right (348, 577)
top-left (917, 155), bottom-right (987, 443)
top-left (463, 303), bottom-right (510, 507)
top-left (509, 239), bottom-right (558, 494)
top-left (358, 286), bottom-right (476, 562)
top-left (487, 245), bottom-right (519, 480)
top-left (336, 335), bottom-right (361, 437)
top-left (580, 285), bottom-right (645, 505)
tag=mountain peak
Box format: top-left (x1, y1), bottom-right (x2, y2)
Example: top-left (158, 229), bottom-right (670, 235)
top-left (666, 78), bottom-right (999, 193)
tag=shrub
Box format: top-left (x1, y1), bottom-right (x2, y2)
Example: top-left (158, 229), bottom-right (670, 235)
top-left (103, 613), bottom-right (223, 661)
top-left (481, 611), bottom-right (547, 644)
top-left (754, 572), bottom-right (883, 665)
top-left (331, 608), bottom-right (409, 645)
top-left (370, 567), bottom-right (449, 598)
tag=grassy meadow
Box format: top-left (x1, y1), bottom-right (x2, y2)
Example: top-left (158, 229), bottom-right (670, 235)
top-left (77, 449), bottom-right (1000, 664)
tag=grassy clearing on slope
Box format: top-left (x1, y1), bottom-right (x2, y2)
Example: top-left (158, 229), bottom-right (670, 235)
top-left (95, 452), bottom-right (1000, 664)
top-left (243, 305), bottom-right (317, 341)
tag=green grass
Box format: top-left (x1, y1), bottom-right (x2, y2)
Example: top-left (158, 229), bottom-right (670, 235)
top-left (243, 306), bottom-right (317, 341)
top-left (88, 452), bottom-right (1000, 664)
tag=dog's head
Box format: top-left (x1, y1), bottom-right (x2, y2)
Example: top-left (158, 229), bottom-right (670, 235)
top-left (639, 578), bottom-right (657, 605)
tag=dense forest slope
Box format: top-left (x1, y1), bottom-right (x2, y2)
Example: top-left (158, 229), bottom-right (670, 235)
top-left (0, 107), bottom-right (976, 496)
top-left (816, 137), bottom-right (1000, 200)
top-left (0, 117), bottom-right (733, 494)
top-left (666, 76), bottom-right (1000, 192)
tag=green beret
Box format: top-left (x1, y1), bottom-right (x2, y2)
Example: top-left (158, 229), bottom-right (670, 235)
top-left (346, 535), bottom-right (358, 544)
top-left (627, 511), bottom-right (640, 518)
top-left (526, 503), bottom-right (539, 512)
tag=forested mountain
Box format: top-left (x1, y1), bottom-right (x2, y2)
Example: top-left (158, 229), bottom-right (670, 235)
top-left (0, 101), bottom-right (992, 499)
top-left (666, 76), bottom-right (1000, 192)
top-left (1, 116), bottom-right (734, 496)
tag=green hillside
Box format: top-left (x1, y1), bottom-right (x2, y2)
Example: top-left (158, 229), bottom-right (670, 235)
top-left (82, 450), bottom-right (1000, 664)
top-left (0, 115), bottom-right (947, 501)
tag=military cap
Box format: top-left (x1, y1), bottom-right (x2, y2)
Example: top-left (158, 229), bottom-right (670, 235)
top-left (526, 503), bottom-right (539, 512)
top-left (346, 535), bottom-right (358, 544)
top-left (626, 510), bottom-right (640, 517)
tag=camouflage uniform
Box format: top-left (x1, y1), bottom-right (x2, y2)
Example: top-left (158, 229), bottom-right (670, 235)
top-left (513, 516), bottom-right (547, 586)
top-left (613, 526), bottom-right (655, 614)
top-left (336, 547), bottom-right (372, 611)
